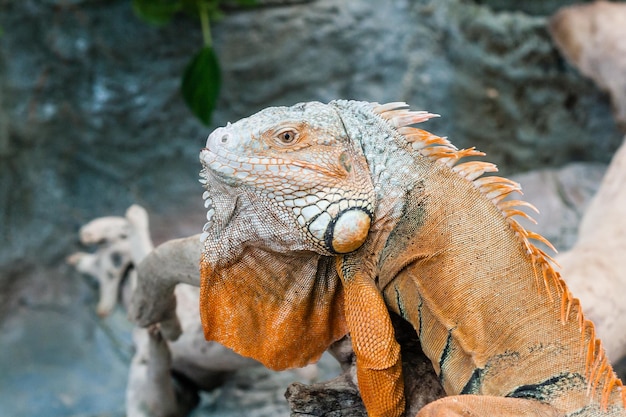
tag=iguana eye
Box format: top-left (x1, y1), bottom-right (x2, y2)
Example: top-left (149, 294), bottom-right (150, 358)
top-left (276, 129), bottom-right (298, 144)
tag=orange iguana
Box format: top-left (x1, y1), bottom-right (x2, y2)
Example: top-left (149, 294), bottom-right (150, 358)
top-left (192, 100), bottom-right (626, 416)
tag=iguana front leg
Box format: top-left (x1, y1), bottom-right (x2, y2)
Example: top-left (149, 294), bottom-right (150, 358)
top-left (337, 256), bottom-right (405, 417)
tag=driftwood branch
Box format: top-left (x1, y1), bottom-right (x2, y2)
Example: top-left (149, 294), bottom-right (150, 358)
top-left (69, 206), bottom-right (259, 417)
top-left (129, 234), bottom-right (202, 339)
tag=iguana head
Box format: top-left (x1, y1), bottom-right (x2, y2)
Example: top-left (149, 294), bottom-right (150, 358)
top-left (199, 101), bottom-right (376, 255)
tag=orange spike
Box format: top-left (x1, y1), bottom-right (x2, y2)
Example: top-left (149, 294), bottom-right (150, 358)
top-left (525, 231), bottom-right (558, 254)
top-left (585, 324), bottom-right (597, 377)
top-left (478, 182), bottom-right (521, 202)
top-left (435, 148), bottom-right (486, 167)
top-left (577, 301), bottom-right (585, 330)
top-left (540, 262), bottom-right (555, 303)
top-left (373, 102), bottom-right (409, 113)
top-left (578, 309), bottom-right (587, 352)
top-left (476, 181), bottom-right (519, 195)
top-left (530, 243), bottom-right (557, 263)
top-left (452, 161), bottom-right (498, 181)
top-left (560, 289), bottom-right (574, 325)
top-left (530, 254), bottom-right (542, 294)
top-left (387, 110), bottom-right (440, 128)
top-left (491, 191), bottom-right (520, 204)
top-left (601, 374), bottom-right (617, 410)
top-left (396, 126), bottom-right (428, 141)
top-left (549, 269), bottom-right (563, 291)
top-left (473, 175), bottom-right (521, 189)
top-left (382, 109), bottom-right (413, 119)
top-left (414, 137), bottom-right (454, 150)
top-left (588, 342), bottom-right (605, 394)
top-left (579, 310), bottom-right (588, 358)
top-left (497, 199), bottom-right (539, 214)
top-left (417, 139), bottom-right (455, 151)
top-left (506, 218), bottom-right (527, 237)
top-left (586, 353), bottom-right (597, 391)
top-left (502, 208), bottom-right (537, 224)
top-left (397, 127), bottom-right (454, 150)
top-left (595, 360), bottom-right (609, 393)
top-left (560, 289), bottom-right (568, 324)
top-left (420, 146), bottom-right (455, 159)
top-left (455, 147), bottom-right (486, 158)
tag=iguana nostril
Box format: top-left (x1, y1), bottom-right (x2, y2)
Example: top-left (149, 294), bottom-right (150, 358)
top-left (221, 134), bottom-right (229, 143)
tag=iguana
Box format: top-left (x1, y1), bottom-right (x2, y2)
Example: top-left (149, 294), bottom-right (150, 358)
top-left (196, 100), bottom-right (626, 416)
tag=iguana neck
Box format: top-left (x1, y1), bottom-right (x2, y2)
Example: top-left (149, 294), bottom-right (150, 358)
top-left (332, 100), bottom-right (424, 205)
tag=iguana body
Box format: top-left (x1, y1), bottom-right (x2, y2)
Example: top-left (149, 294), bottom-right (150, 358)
top-left (197, 100), bottom-right (626, 416)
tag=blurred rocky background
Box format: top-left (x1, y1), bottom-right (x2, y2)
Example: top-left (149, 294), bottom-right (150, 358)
top-left (1, 0), bottom-right (624, 416)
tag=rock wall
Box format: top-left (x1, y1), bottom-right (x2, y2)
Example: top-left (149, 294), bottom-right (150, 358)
top-left (0, 0), bottom-right (621, 277)
top-left (0, 1), bottom-right (623, 416)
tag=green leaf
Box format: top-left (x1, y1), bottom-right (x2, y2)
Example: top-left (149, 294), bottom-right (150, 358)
top-left (132, 0), bottom-right (182, 26)
top-left (181, 46), bottom-right (221, 125)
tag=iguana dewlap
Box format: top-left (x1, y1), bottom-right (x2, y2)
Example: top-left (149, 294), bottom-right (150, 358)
top-left (197, 100), bottom-right (626, 416)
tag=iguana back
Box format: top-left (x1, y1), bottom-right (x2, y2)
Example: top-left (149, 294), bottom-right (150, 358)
top-left (197, 100), bottom-right (626, 416)
top-left (376, 134), bottom-right (622, 414)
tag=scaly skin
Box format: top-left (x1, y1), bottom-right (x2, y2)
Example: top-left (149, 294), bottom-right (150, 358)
top-left (198, 100), bottom-right (626, 416)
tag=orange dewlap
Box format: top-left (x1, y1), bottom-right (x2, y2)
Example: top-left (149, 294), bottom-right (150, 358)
top-left (199, 246), bottom-right (348, 371)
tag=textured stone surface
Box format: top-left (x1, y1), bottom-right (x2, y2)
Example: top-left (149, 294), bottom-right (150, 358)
top-left (0, 0), bottom-right (621, 279)
top-left (0, 0), bottom-right (624, 416)
top-left (214, 0), bottom-right (622, 172)
top-left (550, 1), bottom-right (626, 127)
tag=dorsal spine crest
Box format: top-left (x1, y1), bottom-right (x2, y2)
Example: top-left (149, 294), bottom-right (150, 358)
top-left (371, 101), bottom-right (625, 410)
